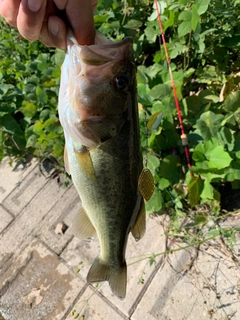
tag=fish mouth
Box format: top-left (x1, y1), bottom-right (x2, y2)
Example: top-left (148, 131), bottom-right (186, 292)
top-left (68, 32), bottom-right (133, 67)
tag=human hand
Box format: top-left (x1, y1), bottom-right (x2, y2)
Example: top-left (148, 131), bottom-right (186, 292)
top-left (0, 0), bottom-right (98, 49)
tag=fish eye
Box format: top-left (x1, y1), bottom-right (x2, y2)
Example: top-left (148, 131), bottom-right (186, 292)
top-left (115, 75), bottom-right (129, 90)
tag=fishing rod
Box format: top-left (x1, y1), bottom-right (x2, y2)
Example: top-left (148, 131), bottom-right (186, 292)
top-left (153, 0), bottom-right (193, 174)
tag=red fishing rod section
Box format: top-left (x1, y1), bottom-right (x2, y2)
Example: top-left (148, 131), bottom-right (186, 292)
top-left (153, 0), bottom-right (193, 174)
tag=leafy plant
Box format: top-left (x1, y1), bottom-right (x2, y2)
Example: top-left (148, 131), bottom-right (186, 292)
top-left (1, 1), bottom-right (240, 248)
top-left (0, 19), bottom-right (65, 164)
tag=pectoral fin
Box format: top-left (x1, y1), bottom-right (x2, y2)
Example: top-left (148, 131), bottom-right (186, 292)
top-left (131, 199), bottom-right (146, 241)
top-left (64, 145), bottom-right (71, 174)
top-left (74, 147), bottom-right (95, 178)
top-left (71, 207), bottom-right (96, 240)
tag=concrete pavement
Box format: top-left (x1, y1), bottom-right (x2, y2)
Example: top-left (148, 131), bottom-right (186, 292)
top-left (0, 157), bottom-right (240, 320)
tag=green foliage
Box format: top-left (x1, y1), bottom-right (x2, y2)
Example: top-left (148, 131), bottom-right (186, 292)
top-left (0, 19), bottom-right (65, 164)
top-left (1, 1), bottom-right (240, 245)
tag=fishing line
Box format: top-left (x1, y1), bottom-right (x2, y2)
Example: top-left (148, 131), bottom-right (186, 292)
top-left (153, 0), bottom-right (193, 175)
top-left (144, 110), bottom-right (149, 168)
top-left (138, 110), bottom-right (155, 202)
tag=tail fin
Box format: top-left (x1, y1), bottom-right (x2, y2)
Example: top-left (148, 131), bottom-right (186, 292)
top-left (87, 257), bottom-right (127, 300)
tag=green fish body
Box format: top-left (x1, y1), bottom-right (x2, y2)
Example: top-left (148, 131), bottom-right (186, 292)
top-left (58, 32), bottom-right (145, 299)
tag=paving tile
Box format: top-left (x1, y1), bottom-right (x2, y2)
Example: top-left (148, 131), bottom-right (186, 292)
top-left (0, 157), bottom-right (36, 204)
top-left (0, 206), bottom-right (13, 234)
top-left (0, 178), bottom-right (68, 262)
top-left (3, 165), bottom-right (48, 217)
top-left (61, 214), bottom-right (167, 317)
top-left (65, 286), bottom-right (127, 320)
top-left (36, 185), bottom-right (80, 255)
top-left (0, 240), bottom-right (85, 320)
top-left (132, 238), bottom-right (240, 320)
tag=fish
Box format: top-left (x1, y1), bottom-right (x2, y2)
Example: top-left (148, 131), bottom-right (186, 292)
top-left (58, 31), bottom-right (146, 300)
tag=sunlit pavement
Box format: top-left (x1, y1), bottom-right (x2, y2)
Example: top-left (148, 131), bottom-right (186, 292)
top-left (0, 157), bottom-right (240, 320)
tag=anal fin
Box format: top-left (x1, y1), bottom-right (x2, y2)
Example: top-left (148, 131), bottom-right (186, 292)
top-left (71, 207), bottom-right (96, 240)
top-left (131, 199), bottom-right (146, 241)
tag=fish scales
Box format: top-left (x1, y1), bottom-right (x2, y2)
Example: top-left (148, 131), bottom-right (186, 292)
top-left (58, 31), bottom-right (146, 299)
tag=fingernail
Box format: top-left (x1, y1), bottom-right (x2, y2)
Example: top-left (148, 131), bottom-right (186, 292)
top-left (28, 0), bottom-right (43, 12)
top-left (49, 19), bottom-right (59, 37)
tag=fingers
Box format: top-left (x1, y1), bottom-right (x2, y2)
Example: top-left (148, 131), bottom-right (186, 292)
top-left (40, 16), bottom-right (67, 50)
top-left (0, 0), bottom-right (21, 27)
top-left (52, 0), bottom-right (96, 45)
top-left (16, 0), bottom-right (67, 48)
top-left (16, 0), bottom-right (47, 41)
top-left (0, 0), bottom-right (98, 48)
top-left (92, 0), bottom-right (98, 12)
top-left (68, 0), bottom-right (95, 45)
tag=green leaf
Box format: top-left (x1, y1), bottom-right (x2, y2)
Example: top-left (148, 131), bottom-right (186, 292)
top-left (36, 86), bottom-right (48, 104)
top-left (195, 111), bottom-right (224, 141)
top-left (137, 66), bottom-right (148, 84)
top-left (194, 213), bottom-right (208, 226)
top-left (147, 112), bottom-right (163, 131)
top-left (26, 134), bottom-right (38, 148)
top-left (97, 0), bottom-right (113, 10)
top-left (123, 19), bottom-right (142, 29)
top-left (94, 14), bottom-right (110, 24)
top-left (37, 59), bottom-right (48, 72)
top-left (178, 10), bottom-right (192, 21)
top-left (192, 150), bottom-right (205, 162)
top-left (0, 83), bottom-right (14, 97)
top-left (217, 127), bottom-right (234, 152)
top-left (43, 118), bottom-right (55, 129)
top-left (145, 189), bottom-right (163, 214)
top-left (226, 168), bottom-right (240, 181)
top-left (236, 151), bottom-right (240, 159)
top-left (188, 176), bottom-right (204, 207)
top-left (223, 91), bottom-right (240, 112)
top-left (20, 101), bottom-right (37, 118)
top-left (196, 66), bottom-right (222, 84)
top-left (159, 155), bottom-right (181, 185)
top-left (144, 26), bottom-right (157, 43)
top-left (159, 177), bottom-right (170, 190)
top-left (138, 83), bottom-right (153, 106)
top-left (0, 103), bottom-right (16, 113)
top-left (207, 146), bottom-right (232, 170)
top-left (33, 120), bottom-right (44, 135)
top-left (198, 89), bottom-right (219, 104)
top-left (147, 154), bottom-right (160, 173)
top-left (163, 10), bottom-right (175, 31)
top-left (191, 4), bottom-right (199, 31)
top-left (178, 20), bottom-right (191, 37)
top-left (200, 179), bottom-right (214, 200)
top-left (195, 0), bottom-right (210, 15)
top-left (53, 49), bottom-right (65, 66)
top-left (205, 229), bottom-right (219, 237)
top-left (149, 84), bottom-right (172, 99)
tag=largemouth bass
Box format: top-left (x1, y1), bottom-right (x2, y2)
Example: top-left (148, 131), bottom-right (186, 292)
top-left (58, 31), bottom-right (146, 300)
